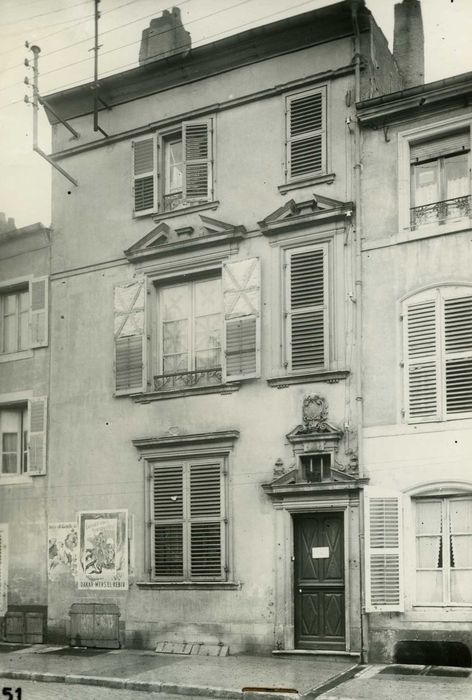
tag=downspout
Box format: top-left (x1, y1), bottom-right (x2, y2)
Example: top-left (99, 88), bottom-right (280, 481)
top-left (349, 0), bottom-right (369, 665)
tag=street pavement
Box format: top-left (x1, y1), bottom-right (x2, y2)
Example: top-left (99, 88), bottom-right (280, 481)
top-left (0, 680), bottom-right (208, 699)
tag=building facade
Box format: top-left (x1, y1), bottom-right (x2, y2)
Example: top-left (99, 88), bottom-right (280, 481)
top-left (37, 1), bottom-right (404, 653)
top-left (359, 71), bottom-right (472, 663)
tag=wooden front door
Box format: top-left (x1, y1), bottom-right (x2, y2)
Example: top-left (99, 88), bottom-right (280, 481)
top-left (294, 512), bottom-right (345, 650)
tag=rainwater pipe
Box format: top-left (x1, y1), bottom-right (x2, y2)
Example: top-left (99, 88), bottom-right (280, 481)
top-left (349, 0), bottom-right (369, 665)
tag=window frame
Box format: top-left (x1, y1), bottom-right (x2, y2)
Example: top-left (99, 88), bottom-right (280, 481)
top-left (0, 404), bottom-right (28, 476)
top-left (402, 284), bottom-right (472, 424)
top-left (414, 495), bottom-right (472, 607)
top-left (285, 85), bottom-right (328, 184)
top-left (398, 116), bottom-right (472, 233)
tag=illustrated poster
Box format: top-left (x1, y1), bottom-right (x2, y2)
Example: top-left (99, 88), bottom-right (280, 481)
top-left (48, 522), bottom-right (78, 581)
top-left (78, 510), bottom-right (128, 590)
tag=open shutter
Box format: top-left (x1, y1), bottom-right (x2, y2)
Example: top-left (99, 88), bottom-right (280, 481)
top-left (182, 120), bottom-right (212, 203)
top-left (30, 276), bottom-right (48, 348)
top-left (28, 396), bottom-right (47, 475)
top-left (287, 245), bottom-right (327, 371)
top-left (403, 292), bottom-right (440, 422)
top-left (190, 462), bottom-right (224, 580)
top-left (444, 293), bottom-right (472, 417)
top-left (365, 489), bottom-right (403, 612)
top-left (114, 279), bottom-right (146, 395)
top-left (0, 524), bottom-right (8, 615)
top-left (287, 87), bottom-right (326, 180)
top-left (132, 135), bottom-right (157, 215)
top-left (152, 464), bottom-right (184, 579)
top-left (223, 257), bottom-right (261, 381)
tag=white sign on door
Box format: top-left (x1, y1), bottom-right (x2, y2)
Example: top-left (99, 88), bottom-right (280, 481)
top-left (312, 546), bottom-right (329, 559)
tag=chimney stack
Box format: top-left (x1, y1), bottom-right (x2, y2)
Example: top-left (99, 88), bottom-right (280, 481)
top-left (139, 7), bottom-right (191, 65)
top-left (0, 212), bottom-right (16, 233)
top-left (393, 0), bottom-right (424, 88)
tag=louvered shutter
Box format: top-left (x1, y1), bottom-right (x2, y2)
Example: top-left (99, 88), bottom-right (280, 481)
top-left (152, 464), bottom-right (184, 578)
top-left (287, 87), bottom-right (326, 180)
top-left (365, 490), bottom-right (403, 612)
top-left (182, 120), bottom-right (212, 203)
top-left (0, 524), bottom-right (8, 615)
top-left (410, 130), bottom-right (470, 163)
top-left (132, 135), bottom-right (157, 215)
top-left (114, 279), bottom-right (146, 395)
top-left (28, 396), bottom-right (47, 475)
top-left (190, 462), bottom-right (224, 580)
top-left (444, 293), bottom-right (472, 417)
top-left (404, 292), bottom-right (441, 422)
top-left (223, 258), bottom-right (261, 381)
top-left (30, 276), bottom-right (48, 348)
top-left (287, 245), bottom-right (327, 371)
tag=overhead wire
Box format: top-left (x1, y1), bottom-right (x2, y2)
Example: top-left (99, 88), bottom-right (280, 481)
top-left (0, 0), bottom-right (95, 28)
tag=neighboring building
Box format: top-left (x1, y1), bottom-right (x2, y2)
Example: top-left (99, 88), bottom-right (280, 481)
top-left (0, 215), bottom-right (50, 641)
top-left (38, 0), bottom-right (406, 653)
top-left (358, 70), bottom-right (472, 663)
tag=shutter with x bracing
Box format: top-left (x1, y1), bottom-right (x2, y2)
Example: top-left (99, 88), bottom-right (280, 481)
top-left (0, 524), bottom-right (8, 616)
top-left (182, 120), bottom-right (212, 203)
top-left (132, 135), bottom-right (157, 215)
top-left (223, 258), bottom-right (261, 381)
top-left (190, 462), bottom-right (224, 580)
top-left (364, 489), bottom-right (403, 613)
top-left (287, 87), bottom-right (326, 180)
top-left (28, 396), bottom-right (47, 475)
top-left (287, 245), bottom-right (327, 371)
top-left (31, 276), bottom-right (48, 348)
top-left (152, 464), bottom-right (184, 578)
top-left (403, 291), bottom-right (441, 422)
top-left (444, 292), bottom-right (472, 417)
top-left (114, 278), bottom-right (146, 395)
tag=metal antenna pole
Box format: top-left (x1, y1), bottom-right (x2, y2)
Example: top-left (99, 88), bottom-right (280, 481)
top-left (93, 0), bottom-right (108, 137)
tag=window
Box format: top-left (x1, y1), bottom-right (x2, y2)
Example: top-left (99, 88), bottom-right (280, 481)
top-left (409, 130), bottom-right (470, 228)
top-left (403, 286), bottom-right (472, 422)
top-left (150, 458), bottom-right (227, 581)
top-left (156, 277), bottom-right (222, 388)
top-left (132, 119), bottom-right (213, 216)
top-left (113, 258), bottom-right (261, 396)
top-left (284, 244), bottom-right (328, 372)
top-left (0, 289), bottom-right (29, 354)
top-left (415, 497), bottom-right (472, 605)
top-left (0, 406), bottom-right (28, 475)
top-left (285, 87), bottom-right (326, 182)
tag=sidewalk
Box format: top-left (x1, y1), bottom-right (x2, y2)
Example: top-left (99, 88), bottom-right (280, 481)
top-left (0, 644), bottom-right (358, 698)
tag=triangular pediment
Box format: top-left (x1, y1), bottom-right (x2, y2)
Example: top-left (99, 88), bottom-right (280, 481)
top-left (286, 422), bottom-right (342, 444)
top-left (259, 193), bottom-right (354, 235)
top-left (124, 215), bottom-right (246, 262)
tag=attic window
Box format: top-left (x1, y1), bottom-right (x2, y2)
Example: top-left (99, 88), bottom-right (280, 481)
top-left (300, 453), bottom-right (331, 482)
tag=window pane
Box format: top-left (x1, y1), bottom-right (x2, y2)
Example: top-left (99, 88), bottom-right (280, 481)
top-left (451, 535), bottom-right (472, 568)
top-left (416, 500), bottom-right (442, 534)
top-left (450, 499), bottom-right (472, 534)
top-left (3, 314), bottom-right (16, 353)
top-left (416, 570), bottom-right (443, 603)
top-left (412, 162), bottom-right (439, 206)
top-left (195, 279), bottom-right (221, 316)
top-left (2, 433), bottom-right (18, 474)
top-left (163, 354), bottom-right (188, 374)
top-left (2, 453), bottom-right (18, 474)
top-left (451, 569), bottom-right (472, 604)
top-left (195, 314), bottom-right (221, 350)
top-left (4, 293), bottom-right (16, 315)
top-left (165, 139), bottom-right (183, 194)
top-left (417, 536), bottom-right (442, 568)
top-left (19, 309), bottom-right (29, 350)
top-left (163, 320), bottom-right (188, 355)
top-left (161, 286), bottom-right (189, 321)
top-left (445, 153), bottom-right (469, 199)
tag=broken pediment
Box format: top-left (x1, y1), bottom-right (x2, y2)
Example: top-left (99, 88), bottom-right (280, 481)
top-left (124, 215), bottom-right (246, 262)
top-left (259, 193), bottom-right (353, 235)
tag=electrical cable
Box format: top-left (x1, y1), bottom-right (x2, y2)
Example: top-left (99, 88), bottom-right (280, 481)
top-left (0, 1), bottom-right (94, 28)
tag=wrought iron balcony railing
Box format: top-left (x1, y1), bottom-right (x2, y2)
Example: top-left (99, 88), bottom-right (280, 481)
top-left (410, 195), bottom-right (471, 229)
top-left (154, 367), bottom-right (222, 391)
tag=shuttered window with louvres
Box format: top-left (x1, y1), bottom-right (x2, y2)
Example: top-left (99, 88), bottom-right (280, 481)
top-left (286, 87), bottom-right (326, 180)
top-left (286, 246), bottom-right (327, 371)
top-left (403, 288), bottom-right (472, 423)
top-left (132, 136), bottom-right (156, 214)
top-left (183, 120), bottom-right (212, 202)
top-left (151, 460), bottom-right (226, 581)
top-left (365, 493), bottom-right (403, 612)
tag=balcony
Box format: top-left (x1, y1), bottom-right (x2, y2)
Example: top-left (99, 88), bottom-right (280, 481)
top-left (153, 368), bottom-right (223, 392)
top-left (410, 195), bottom-right (471, 230)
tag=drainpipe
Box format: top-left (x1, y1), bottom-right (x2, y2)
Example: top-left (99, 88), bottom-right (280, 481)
top-left (349, 0), bottom-right (369, 666)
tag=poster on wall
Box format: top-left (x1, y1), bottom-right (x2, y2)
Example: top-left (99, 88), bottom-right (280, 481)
top-left (78, 510), bottom-right (128, 590)
top-left (48, 522), bottom-right (78, 581)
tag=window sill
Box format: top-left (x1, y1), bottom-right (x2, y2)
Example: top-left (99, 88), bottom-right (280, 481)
top-left (278, 173), bottom-right (335, 194)
top-left (0, 474), bottom-right (33, 486)
top-left (0, 349), bottom-right (33, 363)
top-left (153, 200), bottom-right (219, 222)
top-left (132, 382), bottom-right (241, 403)
top-left (136, 581), bottom-right (241, 590)
top-left (267, 370), bottom-right (349, 388)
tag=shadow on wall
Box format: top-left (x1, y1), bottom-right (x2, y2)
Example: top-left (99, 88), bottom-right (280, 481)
top-left (394, 640), bottom-right (472, 667)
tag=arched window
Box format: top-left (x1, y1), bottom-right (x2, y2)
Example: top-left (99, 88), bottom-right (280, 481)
top-left (402, 285), bottom-right (472, 422)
